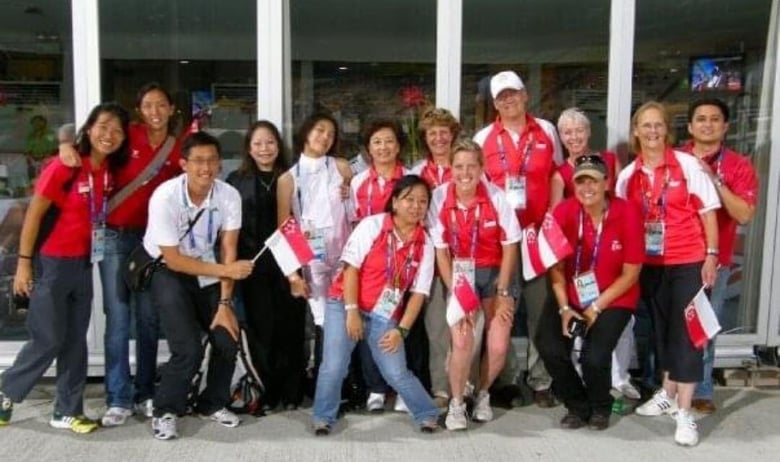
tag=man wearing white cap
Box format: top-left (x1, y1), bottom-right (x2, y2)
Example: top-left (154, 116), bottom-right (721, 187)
top-left (474, 70), bottom-right (563, 407)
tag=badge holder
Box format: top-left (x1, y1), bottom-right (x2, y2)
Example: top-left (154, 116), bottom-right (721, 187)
top-left (573, 270), bottom-right (599, 307)
top-left (505, 175), bottom-right (527, 210)
top-left (645, 221), bottom-right (665, 256)
top-left (373, 286), bottom-right (402, 320)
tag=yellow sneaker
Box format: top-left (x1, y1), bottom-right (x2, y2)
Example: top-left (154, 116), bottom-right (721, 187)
top-left (49, 413), bottom-right (99, 434)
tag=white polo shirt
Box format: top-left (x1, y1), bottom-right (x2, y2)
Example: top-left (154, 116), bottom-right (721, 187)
top-left (143, 174), bottom-right (242, 262)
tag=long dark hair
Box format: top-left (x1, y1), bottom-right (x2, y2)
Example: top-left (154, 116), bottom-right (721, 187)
top-left (135, 82), bottom-right (176, 133)
top-left (75, 102), bottom-right (130, 172)
top-left (293, 112), bottom-right (340, 160)
top-left (237, 120), bottom-right (289, 176)
top-left (384, 174), bottom-right (431, 214)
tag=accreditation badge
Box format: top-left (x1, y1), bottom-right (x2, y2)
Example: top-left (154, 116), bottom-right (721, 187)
top-left (452, 257), bottom-right (476, 289)
top-left (573, 270), bottom-right (599, 307)
top-left (645, 221), bottom-right (665, 256)
top-left (505, 175), bottom-right (527, 210)
top-left (373, 286), bottom-right (402, 320)
top-left (304, 225), bottom-right (327, 262)
top-left (90, 225), bottom-right (106, 263)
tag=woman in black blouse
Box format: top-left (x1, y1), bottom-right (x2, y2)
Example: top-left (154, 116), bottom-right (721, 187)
top-left (226, 120), bottom-right (307, 411)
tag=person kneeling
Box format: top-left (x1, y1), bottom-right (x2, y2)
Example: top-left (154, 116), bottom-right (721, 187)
top-left (142, 132), bottom-right (254, 440)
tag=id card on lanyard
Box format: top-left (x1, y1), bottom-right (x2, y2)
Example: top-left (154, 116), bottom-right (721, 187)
top-left (573, 207), bottom-right (607, 307)
top-left (497, 133), bottom-right (533, 210)
top-left (180, 178), bottom-right (218, 287)
top-left (449, 204), bottom-right (480, 291)
top-left (373, 231), bottom-right (416, 320)
top-left (296, 160), bottom-right (330, 262)
top-left (89, 171), bottom-right (109, 264)
top-left (641, 168), bottom-right (668, 257)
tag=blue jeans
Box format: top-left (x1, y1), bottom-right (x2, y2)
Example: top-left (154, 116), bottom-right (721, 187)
top-left (99, 227), bottom-right (159, 408)
top-left (694, 267), bottom-right (730, 400)
top-left (312, 300), bottom-right (438, 428)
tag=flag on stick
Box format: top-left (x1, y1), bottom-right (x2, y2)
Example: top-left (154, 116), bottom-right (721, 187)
top-left (265, 217), bottom-right (315, 276)
top-left (684, 287), bottom-right (722, 349)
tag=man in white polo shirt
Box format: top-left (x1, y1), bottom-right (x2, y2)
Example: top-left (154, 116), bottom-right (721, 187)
top-left (142, 131), bottom-right (254, 440)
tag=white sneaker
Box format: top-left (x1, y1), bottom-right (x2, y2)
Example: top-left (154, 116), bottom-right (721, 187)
top-left (152, 413), bottom-right (178, 440)
top-left (636, 389), bottom-right (678, 416)
top-left (366, 392), bottom-right (386, 413)
top-left (394, 394), bottom-right (409, 413)
top-left (445, 399), bottom-right (468, 431)
top-left (101, 406), bottom-right (133, 427)
top-left (472, 390), bottom-right (493, 422)
top-left (202, 407), bottom-right (240, 428)
top-left (616, 382), bottom-right (642, 400)
top-left (135, 399), bottom-right (154, 418)
top-left (674, 409), bottom-right (699, 446)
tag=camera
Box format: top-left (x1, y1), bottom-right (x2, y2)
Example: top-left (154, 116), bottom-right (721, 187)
top-left (567, 318), bottom-right (586, 338)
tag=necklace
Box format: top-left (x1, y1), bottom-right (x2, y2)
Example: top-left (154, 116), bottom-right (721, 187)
top-left (258, 172), bottom-right (276, 192)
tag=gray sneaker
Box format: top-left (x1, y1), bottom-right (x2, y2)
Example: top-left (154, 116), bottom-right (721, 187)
top-left (152, 413), bottom-right (178, 440)
top-left (202, 407), bottom-right (240, 428)
top-left (101, 406), bottom-right (133, 427)
top-left (445, 399), bottom-right (468, 431)
top-left (135, 399), bottom-right (154, 418)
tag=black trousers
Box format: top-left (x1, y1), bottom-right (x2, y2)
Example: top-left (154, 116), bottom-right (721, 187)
top-left (241, 269), bottom-right (307, 407)
top-left (151, 267), bottom-right (237, 417)
top-left (640, 262), bottom-right (704, 383)
top-left (536, 304), bottom-right (631, 418)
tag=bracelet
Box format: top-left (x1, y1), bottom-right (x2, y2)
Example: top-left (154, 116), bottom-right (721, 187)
top-left (345, 303), bottom-right (359, 311)
top-left (18, 255), bottom-right (32, 260)
top-left (217, 298), bottom-right (233, 307)
top-left (706, 247), bottom-right (720, 257)
top-left (590, 303), bottom-right (601, 315)
top-left (496, 287), bottom-right (511, 297)
top-left (395, 326), bottom-right (410, 339)
top-left (558, 305), bottom-right (571, 315)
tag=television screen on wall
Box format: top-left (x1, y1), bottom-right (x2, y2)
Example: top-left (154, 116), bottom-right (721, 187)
top-left (689, 54), bottom-right (744, 93)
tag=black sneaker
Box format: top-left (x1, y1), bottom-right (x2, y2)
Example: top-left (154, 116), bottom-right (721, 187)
top-left (588, 413), bottom-right (610, 431)
top-left (560, 413), bottom-right (586, 429)
top-left (313, 421), bottom-right (331, 436)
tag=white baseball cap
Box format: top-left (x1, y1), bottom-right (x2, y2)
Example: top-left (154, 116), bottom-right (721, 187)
top-left (490, 71), bottom-right (525, 99)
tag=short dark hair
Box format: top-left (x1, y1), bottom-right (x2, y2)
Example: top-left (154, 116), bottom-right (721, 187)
top-left (75, 102), bottom-right (130, 173)
top-left (688, 98), bottom-right (730, 122)
top-left (384, 174), bottom-right (431, 214)
top-left (361, 118), bottom-right (406, 153)
top-left (294, 112), bottom-right (340, 158)
top-left (236, 120), bottom-right (289, 176)
top-left (181, 131), bottom-right (221, 159)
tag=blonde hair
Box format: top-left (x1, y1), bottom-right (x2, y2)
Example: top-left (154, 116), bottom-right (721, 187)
top-left (630, 101), bottom-right (674, 154)
top-left (450, 138), bottom-right (484, 166)
top-left (417, 107), bottom-right (461, 156)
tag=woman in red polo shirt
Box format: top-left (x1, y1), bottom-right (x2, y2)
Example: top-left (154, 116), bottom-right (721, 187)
top-left (537, 155), bottom-right (643, 431)
top-left (0, 103), bottom-right (129, 432)
top-left (350, 119), bottom-right (409, 220)
top-left (616, 101), bottom-right (720, 447)
top-left (429, 139), bottom-right (521, 431)
top-left (311, 175), bottom-right (439, 435)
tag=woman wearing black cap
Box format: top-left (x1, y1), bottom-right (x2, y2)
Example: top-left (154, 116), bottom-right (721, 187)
top-left (536, 155), bottom-right (644, 431)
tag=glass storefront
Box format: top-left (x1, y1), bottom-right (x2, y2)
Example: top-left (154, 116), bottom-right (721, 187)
top-left (1, 0), bottom-right (778, 364)
top-left (0, 1), bottom-right (73, 342)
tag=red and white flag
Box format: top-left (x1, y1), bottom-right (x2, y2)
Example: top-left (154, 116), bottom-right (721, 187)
top-left (684, 287), bottom-right (721, 349)
top-left (446, 274), bottom-right (481, 326)
top-left (520, 213), bottom-right (573, 281)
top-left (265, 217), bottom-right (316, 276)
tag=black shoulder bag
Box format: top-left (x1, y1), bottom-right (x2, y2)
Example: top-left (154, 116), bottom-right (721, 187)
top-left (124, 208), bottom-right (205, 292)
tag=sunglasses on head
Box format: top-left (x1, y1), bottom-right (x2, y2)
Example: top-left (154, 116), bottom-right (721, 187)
top-left (575, 155), bottom-right (606, 167)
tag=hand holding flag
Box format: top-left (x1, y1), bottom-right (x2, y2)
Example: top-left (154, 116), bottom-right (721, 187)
top-left (263, 217), bottom-right (316, 276)
top-left (446, 273), bottom-right (481, 326)
top-left (520, 212), bottom-right (574, 281)
top-left (684, 287), bottom-right (721, 349)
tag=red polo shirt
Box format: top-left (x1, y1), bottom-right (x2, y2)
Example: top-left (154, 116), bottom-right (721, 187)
top-left (350, 162), bottom-right (406, 220)
top-left (558, 151), bottom-right (619, 197)
top-left (477, 115), bottom-right (557, 228)
top-left (329, 213), bottom-right (434, 321)
top-left (679, 142), bottom-right (758, 266)
top-left (107, 123), bottom-right (183, 229)
top-left (36, 157), bottom-right (113, 257)
top-left (616, 148), bottom-right (720, 266)
top-left (411, 158), bottom-right (452, 189)
top-left (552, 197), bottom-right (644, 311)
top-left (429, 181), bottom-right (522, 268)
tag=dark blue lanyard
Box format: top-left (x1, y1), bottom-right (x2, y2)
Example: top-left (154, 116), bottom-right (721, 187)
top-left (295, 157), bottom-right (329, 217)
top-left (180, 177), bottom-right (214, 250)
top-left (88, 170), bottom-right (109, 225)
top-left (449, 204), bottom-right (480, 258)
top-left (497, 132), bottom-right (534, 176)
top-left (574, 205), bottom-right (608, 275)
top-left (385, 230), bottom-right (416, 290)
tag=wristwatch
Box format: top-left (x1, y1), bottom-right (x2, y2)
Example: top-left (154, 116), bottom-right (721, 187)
top-left (395, 326), bottom-right (410, 339)
top-left (558, 305), bottom-right (571, 315)
top-left (706, 247), bottom-right (720, 257)
top-left (496, 287), bottom-right (511, 297)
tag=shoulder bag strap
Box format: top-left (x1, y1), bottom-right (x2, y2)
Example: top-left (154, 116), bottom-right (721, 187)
top-left (108, 135), bottom-right (177, 214)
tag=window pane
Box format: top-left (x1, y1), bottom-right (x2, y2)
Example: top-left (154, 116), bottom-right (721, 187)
top-left (0, 1), bottom-right (73, 341)
top-left (100, 0), bottom-right (256, 173)
top-left (290, 1), bottom-right (436, 162)
top-left (461, 0), bottom-right (611, 147)
top-left (633, 0), bottom-right (772, 335)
